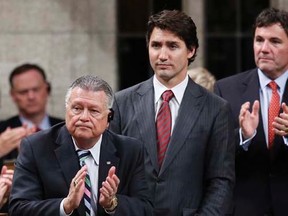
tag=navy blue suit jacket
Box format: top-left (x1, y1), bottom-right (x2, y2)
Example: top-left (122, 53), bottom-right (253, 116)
top-left (214, 68), bottom-right (288, 216)
top-left (9, 123), bottom-right (152, 216)
top-left (110, 77), bottom-right (235, 216)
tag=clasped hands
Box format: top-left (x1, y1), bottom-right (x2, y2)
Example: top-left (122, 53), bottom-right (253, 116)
top-left (63, 165), bottom-right (120, 214)
top-left (0, 125), bottom-right (36, 157)
top-left (239, 100), bottom-right (288, 139)
top-left (0, 165), bottom-right (14, 208)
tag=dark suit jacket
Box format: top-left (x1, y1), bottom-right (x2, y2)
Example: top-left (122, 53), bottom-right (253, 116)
top-left (0, 115), bottom-right (64, 163)
top-left (109, 77), bottom-right (235, 216)
top-left (9, 122), bottom-right (152, 216)
top-left (214, 68), bottom-right (288, 216)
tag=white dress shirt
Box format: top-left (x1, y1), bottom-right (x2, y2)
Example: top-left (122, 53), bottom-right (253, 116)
top-left (60, 135), bottom-right (102, 216)
top-left (240, 69), bottom-right (288, 150)
top-left (153, 75), bottom-right (189, 134)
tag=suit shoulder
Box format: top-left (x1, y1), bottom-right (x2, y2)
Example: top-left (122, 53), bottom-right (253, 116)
top-left (48, 116), bottom-right (64, 125)
top-left (24, 122), bottom-right (65, 147)
top-left (0, 116), bottom-right (21, 131)
top-left (115, 79), bottom-right (152, 98)
top-left (216, 69), bottom-right (256, 86)
top-left (105, 130), bottom-right (142, 148)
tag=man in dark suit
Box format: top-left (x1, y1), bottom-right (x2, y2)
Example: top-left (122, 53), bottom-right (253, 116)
top-left (214, 8), bottom-right (288, 216)
top-left (0, 63), bottom-right (63, 164)
top-left (9, 75), bottom-right (152, 216)
top-left (109, 10), bottom-right (235, 216)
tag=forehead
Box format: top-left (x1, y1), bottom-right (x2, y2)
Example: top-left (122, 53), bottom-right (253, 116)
top-left (150, 28), bottom-right (183, 43)
top-left (255, 23), bottom-right (288, 39)
top-left (12, 70), bottom-right (46, 89)
top-left (69, 87), bottom-right (107, 105)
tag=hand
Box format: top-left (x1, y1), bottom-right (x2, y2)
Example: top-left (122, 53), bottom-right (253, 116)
top-left (99, 166), bottom-right (120, 209)
top-left (63, 165), bottom-right (88, 214)
top-left (239, 100), bottom-right (260, 139)
top-left (0, 165), bottom-right (14, 208)
top-left (273, 102), bottom-right (288, 136)
top-left (0, 125), bottom-right (36, 157)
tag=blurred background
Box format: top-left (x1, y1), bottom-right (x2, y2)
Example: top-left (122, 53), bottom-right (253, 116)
top-left (0, 0), bottom-right (287, 119)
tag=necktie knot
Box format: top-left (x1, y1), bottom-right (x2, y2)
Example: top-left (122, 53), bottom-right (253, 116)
top-left (77, 150), bottom-right (91, 166)
top-left (162, 90), bottom-right (174, 102)
top-left (268, 81), bottom-right (278, 92)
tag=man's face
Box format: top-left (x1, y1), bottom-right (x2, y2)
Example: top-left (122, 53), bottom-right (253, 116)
top-left (10, 69), bottom-right (49, 118)
top-left (65, 87), bottom-right (110, 145)
top-left (254, 23), bottom-right (288, 79)
top-left (148, 28), bottom-right (195, 88)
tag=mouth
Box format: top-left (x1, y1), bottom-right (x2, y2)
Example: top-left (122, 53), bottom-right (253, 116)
top-left (258, 57), bottom-right (273, 61)
top-left (75, 124), bottom-right (91, 129)
top-left (156, 64), bottom-right (172, 69)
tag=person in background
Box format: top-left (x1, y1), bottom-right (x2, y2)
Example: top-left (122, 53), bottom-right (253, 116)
top-left (214, 8), bottom-right (288, 216)
top-left (187, 67), bottom-right (216, 91)
top-left (110, 10), bottom-right (235, 216)
top-left (9, 75), bottom-right (152, 216)
top-left (0, 63), bottom-right (63, 165)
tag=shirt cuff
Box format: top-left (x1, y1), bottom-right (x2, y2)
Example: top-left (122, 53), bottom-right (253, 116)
top-left (60, 198), bottom-right (73, 216)
top-left (239, 128), bottom-right (257, 151)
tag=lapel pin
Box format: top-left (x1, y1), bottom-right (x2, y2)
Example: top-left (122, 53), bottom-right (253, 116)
top-left (106, 161), bottom-right (111, 165)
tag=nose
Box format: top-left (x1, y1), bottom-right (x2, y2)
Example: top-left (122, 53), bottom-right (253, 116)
top-left (27, 89), bottom-right (36, 99)
top-left (79, 109), bottom-right (89, 121)
top-left (260, 40), bottom-right (270, 53)
top-left (159, 47), bottom-right (168, 61)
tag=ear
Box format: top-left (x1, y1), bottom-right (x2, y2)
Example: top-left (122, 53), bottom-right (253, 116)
top-left (187, 47), bottom-right (196, 59)
top-left (46, 82), bottom-right (51, 95)
top-left (108, 108), bottom-right (114, 122)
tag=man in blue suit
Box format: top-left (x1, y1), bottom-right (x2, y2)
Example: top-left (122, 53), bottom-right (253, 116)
top-left (214, 8), bottom-right (288, 216)
top-left (9, 75), bottom-right (152, 216)
top-left (110, 10), bottom-right (235, 216)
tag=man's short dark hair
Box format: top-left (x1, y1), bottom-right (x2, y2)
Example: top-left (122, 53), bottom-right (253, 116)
top-left (146, 10), bottom-right (199, 65)
top-left (254, 8), bottom-right (288, 37)
top-left (9, 63), bottom-right (47, 88)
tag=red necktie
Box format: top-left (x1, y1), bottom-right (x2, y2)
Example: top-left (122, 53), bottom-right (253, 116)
top-left (156, 90), bottom-right (174, 166)
top-left (268, 81), bottom-right (280, 148)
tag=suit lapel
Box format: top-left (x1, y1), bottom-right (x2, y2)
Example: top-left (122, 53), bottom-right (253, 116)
top-left (241, 69), bottom-right (260, 106)
top-left (160, 80), bottom-right (206, 175)
top-left (98, 131), bottom-right (120, 197)
top-left (134, 78), bottom-right (159, 171)
top-left (54, 126), bottom-right (86, 215)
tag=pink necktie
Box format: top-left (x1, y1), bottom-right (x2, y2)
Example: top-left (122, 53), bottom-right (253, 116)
top-left (268, 81), bottom-right (280, 148)
top-left (156, 90), bottom-right (174, 166)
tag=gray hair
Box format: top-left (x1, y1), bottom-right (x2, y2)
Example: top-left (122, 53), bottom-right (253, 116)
top-left (65, 75), bottom-right (114, 109)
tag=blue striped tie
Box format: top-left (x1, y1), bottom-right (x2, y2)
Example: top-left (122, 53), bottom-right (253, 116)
top-left (77, 150), bottom-right (92, 216)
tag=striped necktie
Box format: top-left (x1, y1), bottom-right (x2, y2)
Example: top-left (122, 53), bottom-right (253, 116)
top-left (156, 90), bottom-right (174, 166)
top-left (77, 150), bottom-right (92, 216)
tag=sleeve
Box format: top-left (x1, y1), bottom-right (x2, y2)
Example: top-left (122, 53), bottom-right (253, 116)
top-left (9, 137), bottom-right (62, 216)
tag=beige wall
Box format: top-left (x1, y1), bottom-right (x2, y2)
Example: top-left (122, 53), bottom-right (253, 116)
top-left (271, 0), bottom-right (288, 9)
top-left (183, 0), bottom-right (204, 68)
top-left (0, 0), bottom-right (117, 119)
top-left (0, 0), bottom-right (287, 120)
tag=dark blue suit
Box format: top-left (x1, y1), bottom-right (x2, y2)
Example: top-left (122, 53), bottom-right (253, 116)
top-left (9, 122), bottom-right (152, 216)
top-left (214, 68), bottom-right (288, 216)
top-left (110, 77), bottom-right (235, 216)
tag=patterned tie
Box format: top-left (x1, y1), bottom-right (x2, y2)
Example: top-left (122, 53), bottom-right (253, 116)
top-left (77, 150), bottom-right (92, 216)
top-left (156, 90), bottom-right (174, 166)
top-left (268, 81), bottom-right (280, 148)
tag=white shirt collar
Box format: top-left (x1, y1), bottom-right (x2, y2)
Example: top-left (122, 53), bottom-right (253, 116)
top-left (153, 74), bottom-right (189, 105)
top-left (19, 114), bottom-right (50, 130)
top-left (258, 68), bottom-right (288, 93)
top-left (73, 135), bottom-right (102, 166)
